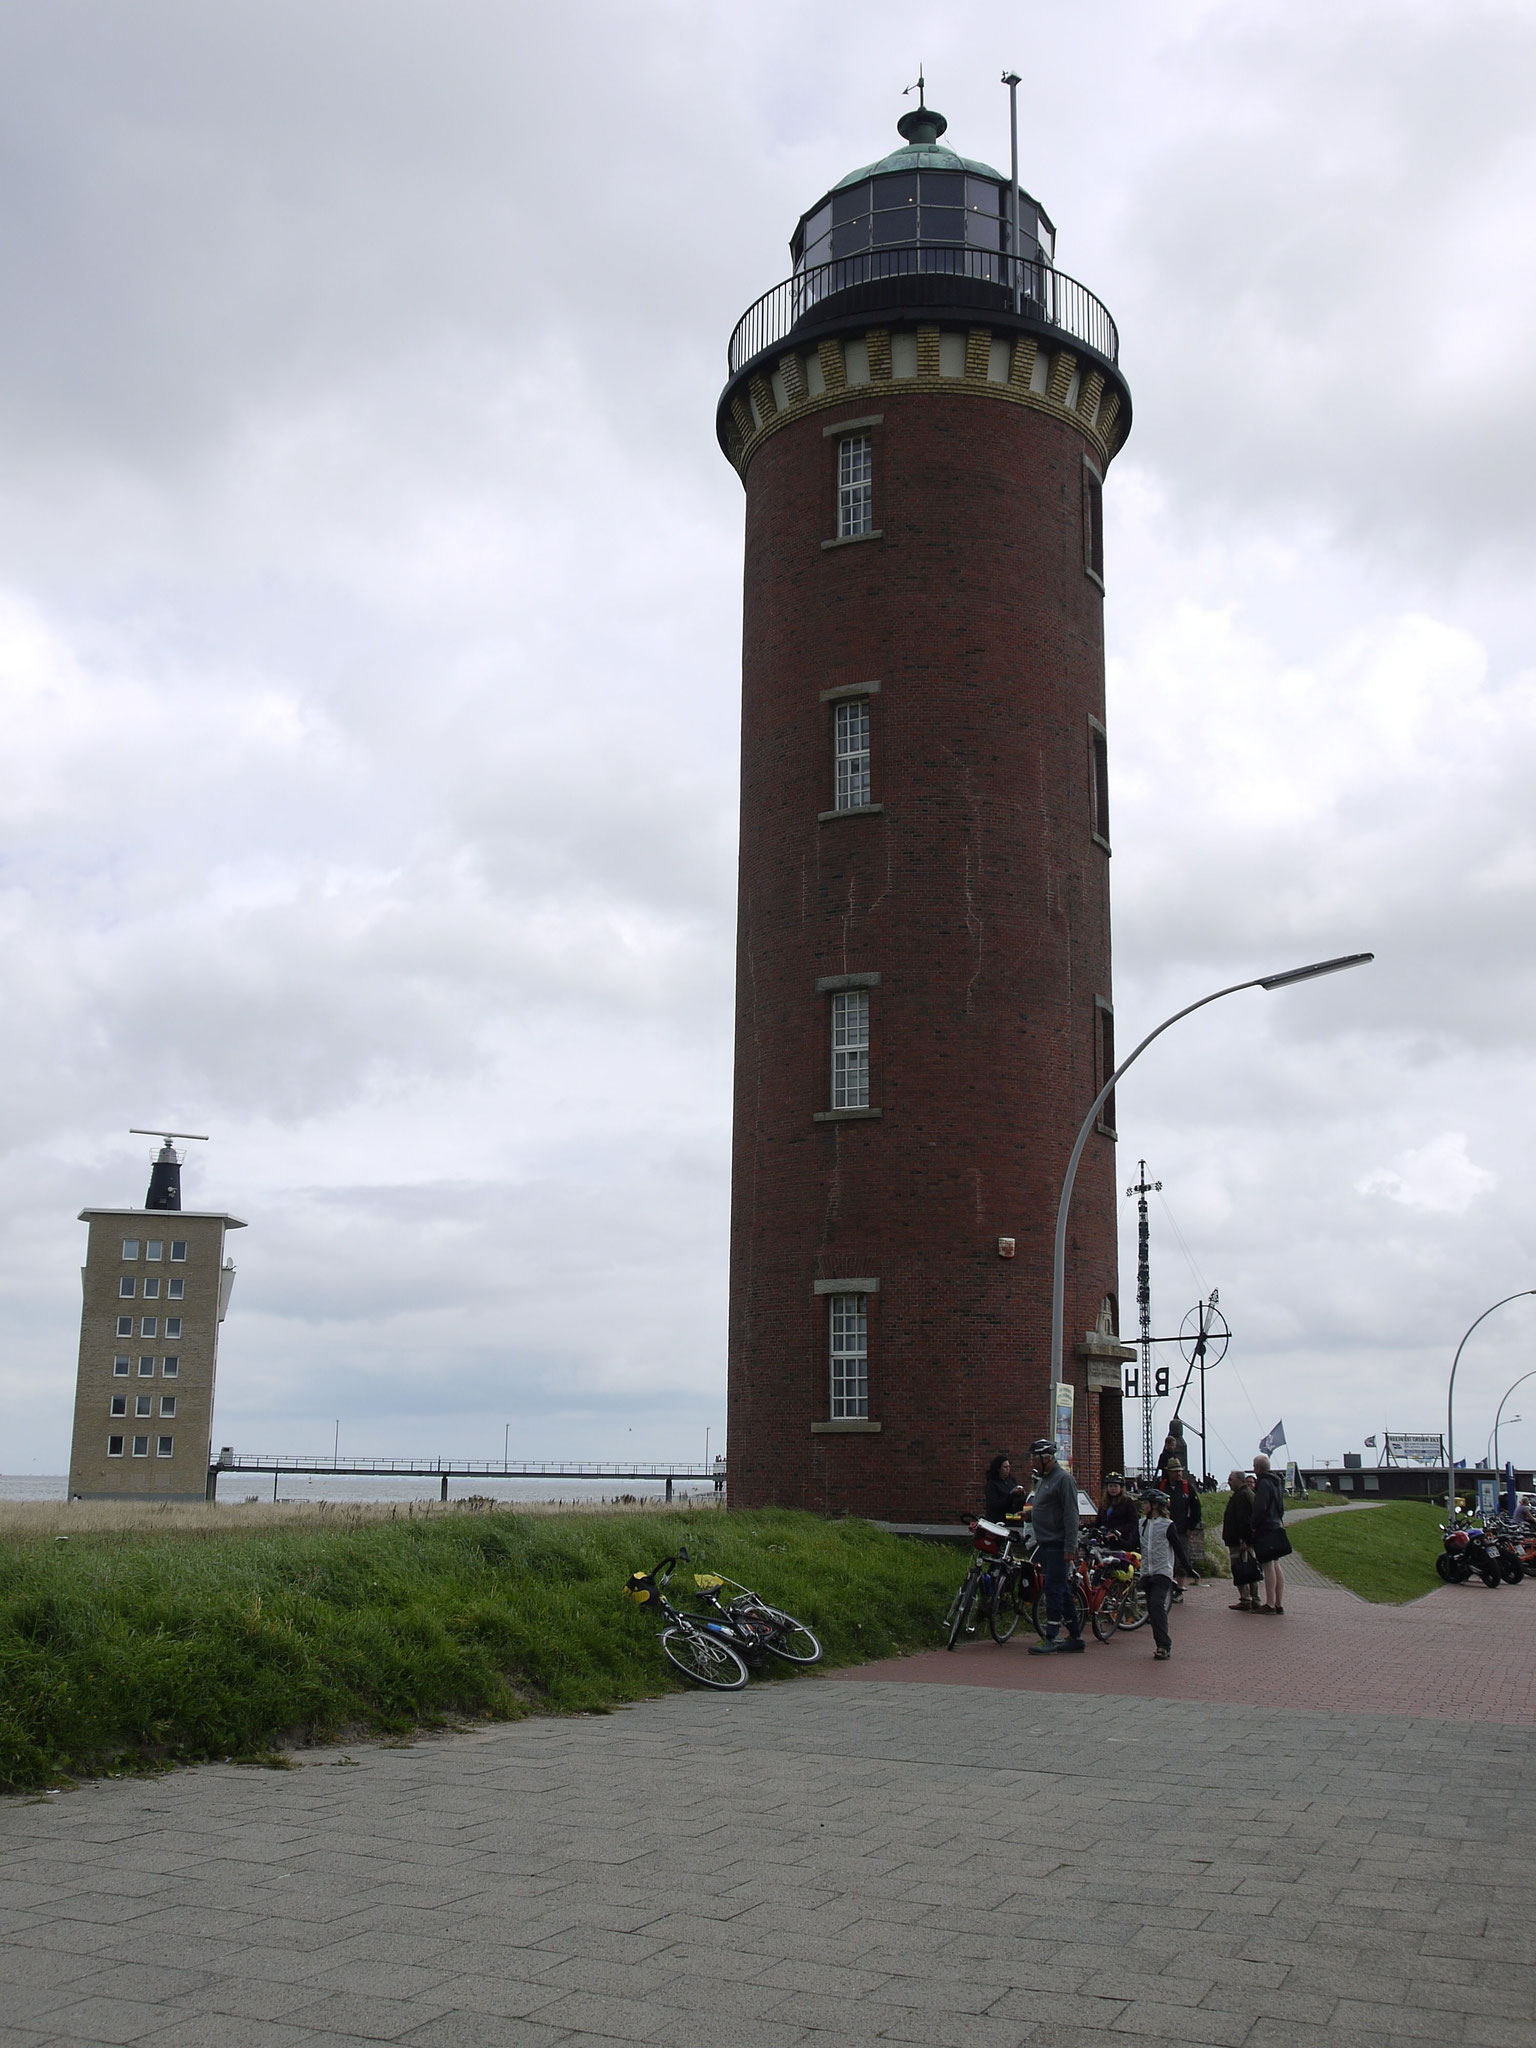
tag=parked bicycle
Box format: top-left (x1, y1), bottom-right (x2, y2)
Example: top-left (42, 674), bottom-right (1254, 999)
top-left (624, 1554), bottom-right (749, 1690)
top-left (945, 1517), bottom-right (1028, 1649)
top-left (1076, 1541), bottom-right (1141, 1642)
top-left (686, 1566), bottom-right (824, 1664)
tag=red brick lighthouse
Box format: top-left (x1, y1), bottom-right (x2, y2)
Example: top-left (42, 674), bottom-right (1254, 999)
top-left (718, 91), bottom-right (1135, 1521)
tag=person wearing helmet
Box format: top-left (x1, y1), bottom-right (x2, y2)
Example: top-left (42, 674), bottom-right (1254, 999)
top-left (1025, 1438), bottom-right (1085, 1654)
top-left (1137, 1487), bottom-right (1176, 1659)
top-left (1095, 1473), bottom-right (1138, 1550)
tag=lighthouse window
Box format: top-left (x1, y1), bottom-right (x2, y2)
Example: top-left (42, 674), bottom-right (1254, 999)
top-left (837, 435), bottom-right (873, 538)
top-left (1096, 999), bottom-right (1117, 1136)
top-left (831, 990), bottom-right (870, 1110)
top-left (829, 1294), bottom-right (869, 1420)
top-left (834, 700), bottom-right (872, 810)
top-left (830, 182), bottom-right (871, 258)
top-left (1083, 461), bottom-right (1105, 583)
top-left (1089, 718), bottom-right (1111, 850)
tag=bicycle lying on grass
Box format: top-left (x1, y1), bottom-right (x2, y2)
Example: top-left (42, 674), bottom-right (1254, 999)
top-left (624, 1549), bottom-right (823, 1691)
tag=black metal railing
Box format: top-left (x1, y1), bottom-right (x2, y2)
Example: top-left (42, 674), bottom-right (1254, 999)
top-left (728, 247), bottom-right (1118, 378)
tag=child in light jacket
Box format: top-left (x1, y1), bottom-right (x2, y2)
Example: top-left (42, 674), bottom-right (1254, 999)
top-left (1138, 1489), bottom-right (1177, 1660)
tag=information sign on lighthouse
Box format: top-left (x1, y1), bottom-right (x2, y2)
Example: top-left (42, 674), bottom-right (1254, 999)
top-left (718, 89), bottom-right (1135, 1520)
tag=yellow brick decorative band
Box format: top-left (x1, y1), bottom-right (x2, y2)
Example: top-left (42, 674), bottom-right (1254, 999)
top-left (723, 323), bottom-right (1126, 479)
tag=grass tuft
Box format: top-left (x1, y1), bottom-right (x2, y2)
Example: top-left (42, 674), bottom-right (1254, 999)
top-left (0, 1507), bottom-right (962, 1793)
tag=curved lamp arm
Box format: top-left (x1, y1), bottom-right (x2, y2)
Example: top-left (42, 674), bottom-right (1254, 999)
top-left (1493, 1369), bottom-right (1536, 1472)
top-left (1447, 1294), bottom-right (1536, 1521)
top-left (1049, 953), bottom-right (1374, 1402)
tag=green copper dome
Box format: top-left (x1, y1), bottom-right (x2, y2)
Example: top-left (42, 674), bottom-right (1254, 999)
top-left (830, 100), bottom-right (1005, 192)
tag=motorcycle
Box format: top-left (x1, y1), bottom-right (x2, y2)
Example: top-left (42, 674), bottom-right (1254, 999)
top-left (1437, 1521), bottom-right (1502, 1588)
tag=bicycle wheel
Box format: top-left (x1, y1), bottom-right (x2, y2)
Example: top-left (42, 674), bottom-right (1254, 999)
top-left (946, 1567), bottom-right (982, 1650)
top-left (1030, 1582), bottom-right (1087, 1640)
top-left (1117, 1581), bottom-right (1150, 1631)
top-left (1091, 1586), bottom-right (1123, 1643)
top-left (660, 1625), bottom-right (749, 1690)
top-left (761, 1612), bottom-right (823, 1664)
top-left (989, 1567), bottom-right (1027, 1643)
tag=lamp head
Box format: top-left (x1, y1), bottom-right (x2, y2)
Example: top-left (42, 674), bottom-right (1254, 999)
top-left (1257, 952), bottom-right (1374, 991)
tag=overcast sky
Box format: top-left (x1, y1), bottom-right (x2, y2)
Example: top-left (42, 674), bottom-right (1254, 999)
top-left (3, 0), bottom-right (1534, 1480)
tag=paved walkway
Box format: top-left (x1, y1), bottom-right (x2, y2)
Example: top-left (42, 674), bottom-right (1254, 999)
top-left (3, 1580), bottom-right (1535, 2048)
top-left (838, 1576), bottom-right (1536, 1724)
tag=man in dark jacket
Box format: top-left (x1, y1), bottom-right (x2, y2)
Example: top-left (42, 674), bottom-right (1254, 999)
top-left (1251, 1453), bottom-right (1290, 1613)
top-left (1025, 1438), bottom-right (1085, 1654)
top-left (1223, 1469), bottom-right (1259, 1611)
top-left (1163, 1458), bottom-right (1203, 1589)
top-left (1095, 1473), bottom-right (1139, 1550)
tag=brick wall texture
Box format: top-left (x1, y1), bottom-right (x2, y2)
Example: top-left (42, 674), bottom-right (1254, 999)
top-left (728, 387), bottom-right (1121, 1522)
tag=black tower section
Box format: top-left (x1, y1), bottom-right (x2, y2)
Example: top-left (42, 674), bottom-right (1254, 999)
top-left (145, 1141), bottom-right (183, 1212)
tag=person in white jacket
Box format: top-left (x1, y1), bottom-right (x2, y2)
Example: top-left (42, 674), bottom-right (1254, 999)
top-left (1137, 1488), bottom-right (1177, 1660)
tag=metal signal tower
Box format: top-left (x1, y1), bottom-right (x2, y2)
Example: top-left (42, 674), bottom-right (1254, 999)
top-left (1127, 1161), bottom-right (1160, 1479)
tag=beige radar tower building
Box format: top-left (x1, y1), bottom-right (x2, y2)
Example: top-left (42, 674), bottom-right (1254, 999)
top-left (67, 1132), bottom-right (245, 1502)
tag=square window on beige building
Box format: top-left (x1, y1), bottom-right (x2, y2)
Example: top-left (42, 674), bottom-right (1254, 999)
top-left (160, 1396), bottom-right (176, 1418)
top-left (110, 1395), bottom-right (126, 1417)
top-left (108, 1435), bottom-right (124, 1457)
top-left (131, 1435), bottom-right (148, 1457)
top-left (116, 1316), bottom-right (133, 1337)
top-left (165, 1317), bottom-right (182, 1339)
top-left (162, 1355), bottom-right (179, 1377)
top-left (168, 1278), bottom-right (184, 1300)
top-left (145, 1240), bottom-right (163, 1260)
top-left (157, 1435), bottom-right (174, 1457)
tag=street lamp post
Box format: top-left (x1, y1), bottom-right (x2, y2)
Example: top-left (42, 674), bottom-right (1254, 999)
top-left (1446, 1296), bottom-right (1536, 1525)
top-left (1493, 1370), bottom-right (1536, 1472)
top-left (1049, 954), bottom-right (1374, 1410)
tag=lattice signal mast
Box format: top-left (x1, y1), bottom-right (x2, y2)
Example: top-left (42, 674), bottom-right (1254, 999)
top-left (1127, 1161), bottom-right (1160, 1478)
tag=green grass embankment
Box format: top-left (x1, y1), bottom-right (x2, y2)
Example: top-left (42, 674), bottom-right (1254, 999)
top-left (0, 1508), bottom-right (961, 1794)
top-left (1287, 1501), bottom-right (1444, 1603)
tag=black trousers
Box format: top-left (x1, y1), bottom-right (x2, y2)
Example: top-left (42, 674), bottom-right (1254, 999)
top-left (1170, 1526), bottom-right (1199, 1580)
top-left (1143, 1573), bottom-right (1174, 1651)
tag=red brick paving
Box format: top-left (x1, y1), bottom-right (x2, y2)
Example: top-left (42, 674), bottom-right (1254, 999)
top-left (833, 1577), bottom-right (1536, 1723)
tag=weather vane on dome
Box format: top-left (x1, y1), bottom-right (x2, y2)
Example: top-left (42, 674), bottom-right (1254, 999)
top-left (903, 67), bottom-right (927, 108)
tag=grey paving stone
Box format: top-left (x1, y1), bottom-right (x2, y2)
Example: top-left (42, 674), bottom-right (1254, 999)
top-left (7, 1685), bottom-right (1536, 2048)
